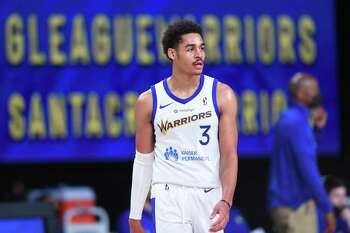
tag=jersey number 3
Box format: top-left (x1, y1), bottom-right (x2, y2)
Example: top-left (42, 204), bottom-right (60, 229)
top-left (199, 125), bottom-right (211, 145)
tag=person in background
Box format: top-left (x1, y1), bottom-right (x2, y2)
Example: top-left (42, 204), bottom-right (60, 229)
top-left (318, 175), bottom-right (350, 233)
top-left (1, 180), bottom-right (27, 202)
top-left (117, 194), bottom-right (154, 233)
top-left (268, 73), bottom-right (336, 233)
top-left (224, 208), bottom-right (250, 233)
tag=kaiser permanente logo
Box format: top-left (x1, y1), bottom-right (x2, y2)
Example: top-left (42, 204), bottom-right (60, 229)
top-left (157, 111), bottom-right (212, 134)
top-left (164, 147), bottom-right (210, 162)
top-left (164, 147), bottom-right (179, 161)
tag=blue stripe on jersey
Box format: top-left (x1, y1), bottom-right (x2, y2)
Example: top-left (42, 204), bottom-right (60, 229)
top-left (162, 74), bottom-right (204, 104)
top-left (212, 79), bottom-right (220, 118)
top-left (151, 85), bottom-right (157, 124)
top-left (151, 198), bottom-right (156, 233)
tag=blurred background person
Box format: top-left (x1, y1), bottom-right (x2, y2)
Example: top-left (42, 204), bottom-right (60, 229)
top-left (117, 193), bottom-right (154, 233)
top-left (318, 175), bottom-right (350, 233)
top-left (268, 73), bottom-right (336, 233)
top-left (1, 180), bottom-right (27, 202)
top-left (224, 208), bottom-right (251, 233)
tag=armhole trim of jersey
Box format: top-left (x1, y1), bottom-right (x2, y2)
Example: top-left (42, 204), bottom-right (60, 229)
top-left (212, 79), bottom-right (220, 118)
top-left (151, 85), bottom-right (157, 125)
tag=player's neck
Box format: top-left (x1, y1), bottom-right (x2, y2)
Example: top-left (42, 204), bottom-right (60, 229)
top-left (169, 71), bottom-right (201, 92)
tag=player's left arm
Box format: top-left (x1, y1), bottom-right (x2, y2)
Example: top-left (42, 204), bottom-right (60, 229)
top-left (210, 82), bottom-right (238, 232)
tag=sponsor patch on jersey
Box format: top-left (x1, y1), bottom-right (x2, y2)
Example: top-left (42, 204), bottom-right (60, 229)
top-left (173, 108), bottom-right (195, 114)
top-left (163, 148), bottom-right (210, 162)
top-left (164, 147), bottom-right (179, 161)
top-left (180, 150), bottom-right (209, 161)
top-left (181, 154), bottom-right (210, 161)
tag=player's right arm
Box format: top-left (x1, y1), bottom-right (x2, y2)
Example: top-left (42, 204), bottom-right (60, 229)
top-left (129, 90), bottom-right (154, 233)
top-left (135, 90), bottom-right (154, 152)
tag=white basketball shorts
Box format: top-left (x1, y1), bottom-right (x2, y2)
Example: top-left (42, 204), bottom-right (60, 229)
top-left (150, 183), bottom-right (224, 233)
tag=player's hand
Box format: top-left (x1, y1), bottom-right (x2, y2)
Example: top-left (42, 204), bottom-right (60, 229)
top-left (209, 200), bottom-right (230, 232)
top-left (129, 219), bottom-right (145, 233)
top-left (312, 106), bottom-right (327, 129)
top-left (325, 213), bottom-right (336, 233)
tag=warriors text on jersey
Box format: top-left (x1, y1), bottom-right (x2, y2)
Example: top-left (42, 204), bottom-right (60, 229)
top-left (151, 75), bottom-right (221, 188)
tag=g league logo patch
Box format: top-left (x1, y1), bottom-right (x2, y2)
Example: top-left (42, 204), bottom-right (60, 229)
top-left (203, 97), bottom-right (208, 105)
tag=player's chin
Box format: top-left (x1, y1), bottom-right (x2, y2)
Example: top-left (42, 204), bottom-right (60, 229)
top-left (192, 68), bottom-right (203, 76)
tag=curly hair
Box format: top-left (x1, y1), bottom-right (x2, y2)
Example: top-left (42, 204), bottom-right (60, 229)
top-left (162, 20), bottom-right (203, 60)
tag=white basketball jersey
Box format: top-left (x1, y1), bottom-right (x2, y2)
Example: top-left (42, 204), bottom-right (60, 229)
top-left (151, 75), bottom-right (221, 188)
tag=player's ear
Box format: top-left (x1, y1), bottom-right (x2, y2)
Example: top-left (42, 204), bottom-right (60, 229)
top-left (167, 48), bottom-right (176, 60)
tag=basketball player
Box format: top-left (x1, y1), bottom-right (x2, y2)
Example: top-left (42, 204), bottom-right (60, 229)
top-left (129, 20), bottom-right (238, 233)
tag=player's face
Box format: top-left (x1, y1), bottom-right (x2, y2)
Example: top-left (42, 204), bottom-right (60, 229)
top-left (172, 33), bottom-right (205, 76)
